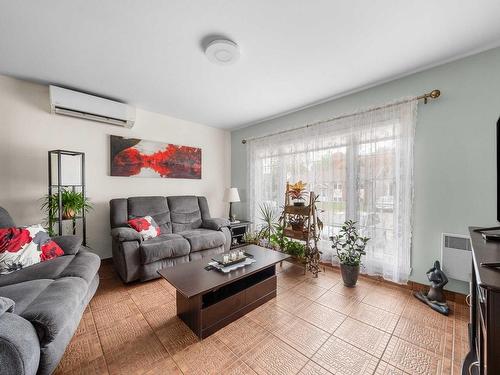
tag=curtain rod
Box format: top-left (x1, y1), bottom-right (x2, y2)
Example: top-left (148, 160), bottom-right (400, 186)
top-left (241, 89), bottom-right (441, 144)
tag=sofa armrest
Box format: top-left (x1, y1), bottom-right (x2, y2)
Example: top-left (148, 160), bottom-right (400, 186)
top-left (52, 235), bottom-right (82, 255)
top-left (111, 227), bottom-right (142, 243)
top-left (202, 218), bottom-right (230, 231)
top-left (0, 312), bottom-right (40, 375)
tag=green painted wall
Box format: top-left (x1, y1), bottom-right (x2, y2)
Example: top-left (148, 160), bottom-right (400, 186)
top-left (231, 47), bottom-right (500, 294)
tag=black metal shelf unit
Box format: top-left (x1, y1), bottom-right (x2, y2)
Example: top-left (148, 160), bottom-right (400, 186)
top-left (48, 150), bottom-right (87, 246)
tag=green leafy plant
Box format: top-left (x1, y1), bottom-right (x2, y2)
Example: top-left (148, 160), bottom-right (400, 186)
top-left (41, 189), bottom-right (93, 224)
top-left (270, 224), bottom-right (290, 251)
top-left (284, 240), bottom-right (306, 259)
top-left (257, 202), bottom-right (279, 244)
top-left (330, 220), bottom-right (369, 266)
top-left (242, 230), bottom-right (260, 245)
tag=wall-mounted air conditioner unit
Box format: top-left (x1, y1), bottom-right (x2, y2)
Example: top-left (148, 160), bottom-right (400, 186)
top-left (49, 85), bottom-right (135, 128)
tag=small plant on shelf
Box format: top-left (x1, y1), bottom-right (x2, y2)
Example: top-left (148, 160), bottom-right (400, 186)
top-left (41, 189), bottom-right (92, 234)
top-left (330, 220), bottom-right (369, 287)
top-left (284, 240), bottom-right (306, 259)
top-left (287, 181), bottom-right (308, 206)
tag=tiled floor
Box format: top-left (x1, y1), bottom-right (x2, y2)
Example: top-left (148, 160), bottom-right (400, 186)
top-left (54, 261), bottom-right (469, 375)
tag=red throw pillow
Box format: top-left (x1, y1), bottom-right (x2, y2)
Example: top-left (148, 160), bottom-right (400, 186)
top-left (128, 216), bottom-right (161, 240)
top-left (0, 224), bottom-right (64, 274)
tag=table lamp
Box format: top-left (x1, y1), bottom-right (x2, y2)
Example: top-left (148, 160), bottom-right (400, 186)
top-left (224, 187), bottom-right (240, 222)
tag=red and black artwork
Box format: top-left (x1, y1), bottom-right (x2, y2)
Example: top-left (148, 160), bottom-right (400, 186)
top-left (110, 135), bottom-right (201, 179)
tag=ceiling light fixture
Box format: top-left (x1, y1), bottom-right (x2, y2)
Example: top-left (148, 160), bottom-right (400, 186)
top-left (205, 39), bottom-right (240, 65)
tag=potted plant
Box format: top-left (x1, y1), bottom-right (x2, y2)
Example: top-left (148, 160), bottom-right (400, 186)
top-left (257, 202), bottom-right (279, 245)
top-left (288, 181), bottom-right (308, 206)
top-left (289, 215), bottom-right (305, 232)
top-left (41, 189), bottom-right (93, 224)
top-left (330, 220), bottom-right (369, 287)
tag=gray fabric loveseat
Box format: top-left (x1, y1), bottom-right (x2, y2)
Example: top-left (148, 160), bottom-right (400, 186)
top-left (0, 207), bottom-right (100, 375)
top-left (110, 196), bottom-right (231, 283)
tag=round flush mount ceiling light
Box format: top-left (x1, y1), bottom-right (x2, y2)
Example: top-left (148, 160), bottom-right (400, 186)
top-left (205, 39), bottom-right (240, 65)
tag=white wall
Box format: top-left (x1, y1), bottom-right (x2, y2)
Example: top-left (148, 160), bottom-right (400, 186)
top-left (0, 75), bottom-right (231, 259)
top-left (231, 47), bottom-right (500, 294)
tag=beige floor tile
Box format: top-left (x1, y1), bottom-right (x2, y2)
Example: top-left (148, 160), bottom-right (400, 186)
top-left (316, 290), bottom-right (361, 315)
top-left (393, 316), bottom-right (450, 355)
top-left (291, 281), bottom-right (329, 300)
top-left (75, 308), bottom-right (97, 336)
top-left (333, 317), bottom-right (391, 358)
top-left (98, 314), bottom-right (154, 353)
top-left (362, 289), bottom-right (409, 314)
top-left (273, 315), bottom-right (331, 357)
top-left (103, 335), bottom-right (170, 375)
top-left (224, 359), bottom-right (258, 375)
top-left (330, 279), bottom-right (376, 299)
top-left (129, 288), bottom-right (175, 313)
top-left (172, 336), bottom-right (237, 375)
top-left (142, 302), bottom-right (177, 331)
top-left (92, 297), bottom-right (142, 330)
top-left (401, 302), bottom-right (448, 331)
top-left (275, 290), bottom-right (314, 314)
top-left (214, 316), bottom-right (268, 356)
top-left (303, 274), bottom-right (339, 290)
top-left (298, 361), bottom-right (333, 374)
top-left (54, 331), bottom-right (105, 374)
top-left (349, 302), bottom-right (400, 333)
top-left (243, 335), bottom-right (308, 375)
top-left (296, 301), bottom-right (346, 333)
top-left (155, 317), bottom-right (199, 355)
top-left (312, 336), bottom-right (379, 375)
top-left (247, 303), bottom-right (295, 332)
top-left (374, 361), bottom-right (410, 374)
top-left (142, 357), bottom-right (182, 375)
top-left (382, 336), bottom-right (444, 375)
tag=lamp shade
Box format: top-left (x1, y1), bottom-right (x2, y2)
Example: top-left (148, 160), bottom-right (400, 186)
top-left (224, 187), bottom-right (240, 203)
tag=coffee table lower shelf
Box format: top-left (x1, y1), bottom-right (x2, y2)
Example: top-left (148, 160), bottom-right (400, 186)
top-left (176, 265), bottom-right (277, 339)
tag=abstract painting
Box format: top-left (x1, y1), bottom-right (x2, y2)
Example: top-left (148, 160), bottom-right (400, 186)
top-left (110, 135), bottom-right (201, 179)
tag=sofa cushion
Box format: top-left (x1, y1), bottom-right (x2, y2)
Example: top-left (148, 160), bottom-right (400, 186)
top-left (128, 196), bottom-right (172, 234)
top-left (0, 255), bottom-right (75, 288)
top-left (168, 196), bottom-right (202, 233)
top-left (180, 229), bottom-right (226, 252)
top-left (59, 249), bottom-right (100, 284)
top-left (20, 277), bottom-right (88, 346)
top-left (128, 215), bottom-right (161, 240)
top-left (0, 279), bottom-right (54, 315)
top-left (139, 234), bottom-right (190, 264)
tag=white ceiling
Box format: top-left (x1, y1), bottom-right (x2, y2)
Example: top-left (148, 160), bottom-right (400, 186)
top-left (1, 1), bottom-right (500, 129)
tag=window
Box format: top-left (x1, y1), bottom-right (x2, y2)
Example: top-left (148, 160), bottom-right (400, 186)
top-left (247, 101), bottom-right (417, 283)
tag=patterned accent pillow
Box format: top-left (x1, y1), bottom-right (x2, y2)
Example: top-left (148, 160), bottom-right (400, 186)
top-left (0, 224), bottom-right (64, 275)
top-left (128, 216), bottom-right (161, 241)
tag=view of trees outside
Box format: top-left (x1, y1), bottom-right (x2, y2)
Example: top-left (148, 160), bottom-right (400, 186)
top-left (254, 123), bottom-right (397, 261)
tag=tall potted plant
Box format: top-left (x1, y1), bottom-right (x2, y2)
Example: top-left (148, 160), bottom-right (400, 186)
top-left (330, 220), bottom-right (369, 287)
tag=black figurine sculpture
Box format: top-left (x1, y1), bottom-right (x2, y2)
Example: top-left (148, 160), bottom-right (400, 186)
top-left (414, 260), bottom-right (450, 315)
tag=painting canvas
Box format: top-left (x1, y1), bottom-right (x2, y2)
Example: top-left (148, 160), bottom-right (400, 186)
top-left (110, 135), bottom-right (201, 179)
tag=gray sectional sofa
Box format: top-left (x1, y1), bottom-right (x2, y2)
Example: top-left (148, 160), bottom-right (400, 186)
top-left (0, 207), bottom-right (100, 375)
top-left (110, 195), bottom-right (231, 283)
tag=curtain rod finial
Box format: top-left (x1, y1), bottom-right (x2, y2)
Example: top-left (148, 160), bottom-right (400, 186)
top-left (430, 89), bottom-right (440, 99)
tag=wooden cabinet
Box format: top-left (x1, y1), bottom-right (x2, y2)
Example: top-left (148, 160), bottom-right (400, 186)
top-left (464, 228), bottom-right (500, 374)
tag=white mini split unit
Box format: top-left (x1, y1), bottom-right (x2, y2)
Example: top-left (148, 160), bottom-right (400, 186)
top-left (49, 85), bottom-right (136, 128)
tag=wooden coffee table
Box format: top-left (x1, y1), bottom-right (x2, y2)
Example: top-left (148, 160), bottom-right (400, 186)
top-left (158, 245), bottom-right (290, 339)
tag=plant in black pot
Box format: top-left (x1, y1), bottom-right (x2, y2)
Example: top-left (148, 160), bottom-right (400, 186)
top-left (330, 220), bottom-right (369, 287)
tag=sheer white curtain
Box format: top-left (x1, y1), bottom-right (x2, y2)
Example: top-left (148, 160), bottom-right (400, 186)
top-left (247, 100), bottom-right (417, 284)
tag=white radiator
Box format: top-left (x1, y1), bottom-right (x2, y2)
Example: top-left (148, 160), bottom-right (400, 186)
top-left (440, 233), bottom-right (472, 282)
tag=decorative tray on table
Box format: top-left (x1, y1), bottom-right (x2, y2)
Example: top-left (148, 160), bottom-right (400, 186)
top-left (212, 251), bottom-right (249, 267)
